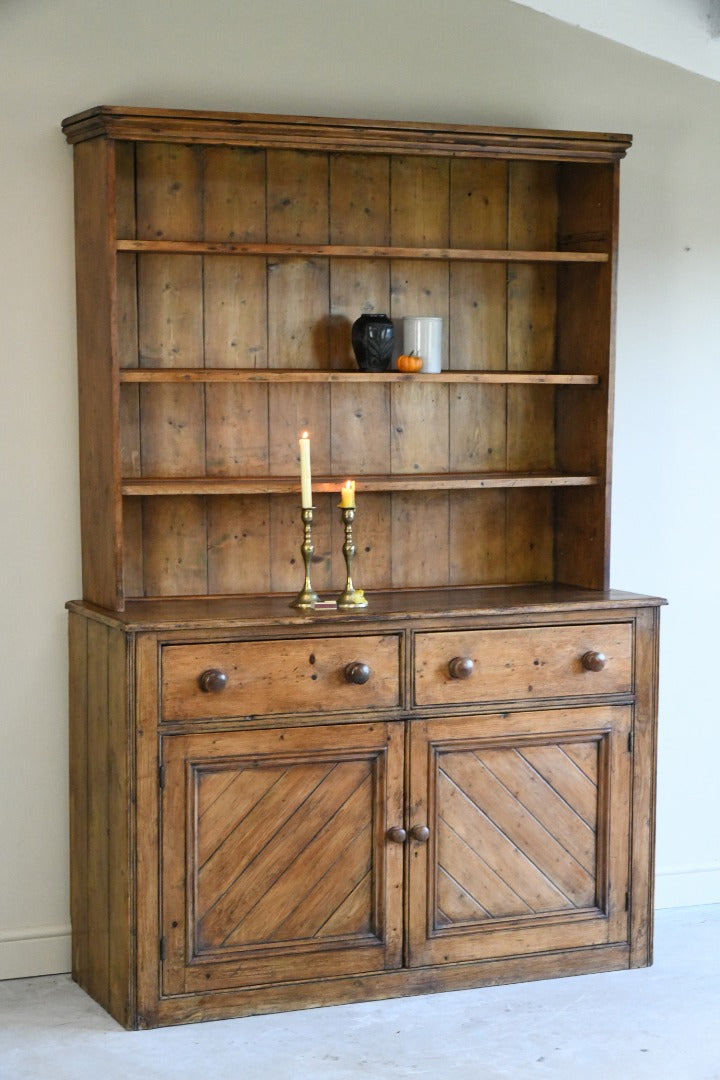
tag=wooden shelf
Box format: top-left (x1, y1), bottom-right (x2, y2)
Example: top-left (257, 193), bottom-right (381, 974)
top-left (119, 368), bottom-right (600, 386)
top-left (116, 239), bottom-right (609, 263)
top-left (68, 104), bottom-right (623, 608)
top-left (120, 472), bottom-right (600, 496)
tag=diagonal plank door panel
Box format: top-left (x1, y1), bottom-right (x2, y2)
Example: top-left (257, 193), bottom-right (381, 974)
top-left (408, 706), bottom-right (631, 967)
top-left (162, 722), bottom-right (404, 994)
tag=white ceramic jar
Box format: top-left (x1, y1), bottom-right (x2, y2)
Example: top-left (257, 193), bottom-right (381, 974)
top-left (402, 316), bottom-right (443, 372)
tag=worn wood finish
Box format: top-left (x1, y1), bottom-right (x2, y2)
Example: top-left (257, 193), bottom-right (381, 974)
top-left (200, 151), bottom-right (269, 596)
top-left (67, 596), bottom-right (662, 1028)
top-left (72, 138), bottom-right (122, 608)
top-left (407, 705), bottom-right (631, 967)
top-left (161, 722), bottom-right (404, 994)
top-left (628, 605), bottom-right (662, 966)
top-left (160, 633), bottom-right (402, 719)
top-left (328, 151), bottom-right (393, 577)
top-left (116, 239), bottom-right (610, 262)
top-left (120, 472), bottom-right (598, 496)
top-left (414, 622), bottom-right (632, 706)
top-left (554, 163), bottom-right (617, 590)
top-left (135, 144), bottom-right (208, 597)
top-left (119, 369), bottom-right (599, 384)
top-left (67, 111), bottom-right (635, 603)
top-left (67, 584), bottom-right (663, 631)
top-left (62, 106), bottom-right (632, 162)
top-left (68, 615), bottom-right (133, 1026)
top-left (65, 107), bottom-right (662, 1031)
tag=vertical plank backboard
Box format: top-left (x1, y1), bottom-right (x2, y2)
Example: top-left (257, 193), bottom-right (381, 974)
top-left (122, 501), bottom-right (144, 599)
top-left (449, 158), bottom-right (509, 582)
top-left (507, 161), bottom-right (558, 469)
top-left (506, 162), bottom-right (558, 583)
top-left (506, 489), bottom-right (554, 583)
top-left (270, 493), bottom-right (333, 594)
top-left (449, 490), bottom-right (508, 585)
top-left (330, 491), bottom-right (392, 592)
top-left (267, 149), bottom-right (329, 369)
top-left (330, 152), bottom-right (392, 474)
top-left (329, 152), bottom-right (391, 363)
top-left (136, 144), bottom-right (207, 595)
top-left (390, 154), bottom-right (451, 366)
top-left (390, 492), bottom-right (449, 588)
top-left (141, 496), bottom-right (208, 596)
top-left (391, 383), bottom-right (449, 475)
top-left (329, 153), bottom-right (393, 577)
top-left (449, 158), bottom-right (508, 371)
top-left (207, 495), bottom-right (271, 595)
top-left (203, 148), bottom-right (269, 590)
top-left (389, 157), bottom-right (450, 586)
top-left (268, 385), bottom-right (331, 480)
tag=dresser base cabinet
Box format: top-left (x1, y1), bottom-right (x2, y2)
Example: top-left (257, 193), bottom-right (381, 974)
top-left (67, 588), bottom-right (661, 1029)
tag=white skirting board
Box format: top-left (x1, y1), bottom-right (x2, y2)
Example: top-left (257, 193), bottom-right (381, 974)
top-left (0, 925), bottom-right (71, 980)
top-left (654, 865), bottom-right (720, 910)
top-left (2, 868), bottom-right (720, 981)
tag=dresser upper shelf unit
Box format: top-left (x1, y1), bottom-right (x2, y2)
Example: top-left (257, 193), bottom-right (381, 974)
top-left (64, 104), bottom-right (628, 610)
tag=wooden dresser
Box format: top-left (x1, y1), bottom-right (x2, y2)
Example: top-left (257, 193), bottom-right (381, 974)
top-left (62, 106), bottom-right (663, 1028)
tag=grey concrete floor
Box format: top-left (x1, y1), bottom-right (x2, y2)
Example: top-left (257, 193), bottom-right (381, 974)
top-left (1, 905), bottom-right (719, 1080)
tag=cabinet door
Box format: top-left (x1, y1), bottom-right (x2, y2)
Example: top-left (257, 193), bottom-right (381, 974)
top-left (161, 721), bottom-right (404, 995)
top-left (406, 706), bottom-right (631, 967)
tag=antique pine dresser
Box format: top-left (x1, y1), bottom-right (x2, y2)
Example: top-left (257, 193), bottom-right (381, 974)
top-left (62, 105), bottom-right (663, 1028)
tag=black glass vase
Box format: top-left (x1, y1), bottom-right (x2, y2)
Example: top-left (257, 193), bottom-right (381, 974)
top-left (351, 313), bottom-right (394, 372)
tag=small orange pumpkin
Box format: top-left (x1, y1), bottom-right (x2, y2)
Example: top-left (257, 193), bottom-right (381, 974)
top-left (397, 352), bottom-right (423, 373)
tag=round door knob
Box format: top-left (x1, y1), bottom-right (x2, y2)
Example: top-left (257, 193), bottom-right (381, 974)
top-left (409, 824), bottom-right (430, 843)
top-left (448, 656), bottom-right (474, 680)
top-left (582, 650), bottom-right (607, 672)
top-left (345, 661), bottom-right (371, 685)
top-left (198, 669), bottom-right (228, 693)
top-left (386, 826), bottom-right (407, 844)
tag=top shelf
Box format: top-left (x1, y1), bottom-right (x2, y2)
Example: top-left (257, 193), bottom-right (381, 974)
top-left (116, 240), bottom-right (609, 264)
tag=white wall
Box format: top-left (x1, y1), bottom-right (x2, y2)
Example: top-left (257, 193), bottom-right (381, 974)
top-left (1, 0), bottom-right (718, 979)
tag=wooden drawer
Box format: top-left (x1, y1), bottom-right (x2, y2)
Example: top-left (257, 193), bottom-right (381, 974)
top-left (161, 634), bottom-right (401, 720)
top-left (414, 622), bottom-right (633, 706)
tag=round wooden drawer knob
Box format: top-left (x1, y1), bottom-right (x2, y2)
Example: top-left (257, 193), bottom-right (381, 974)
top-left (198, 669), bottom-right (228, 693)
top-left (345, 661), bottom-right (371, 685)
top-left (387, 826), bottom-right (407, 844)
top-left (409, 824), bottom-right (430, 843)
top-left (448, 656), bottom-right (474, 680)
top-left (582, 650), bottom-right (607, 672)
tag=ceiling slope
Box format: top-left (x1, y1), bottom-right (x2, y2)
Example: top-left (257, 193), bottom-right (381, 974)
top-left (508, 0), bottom-right (720, 83)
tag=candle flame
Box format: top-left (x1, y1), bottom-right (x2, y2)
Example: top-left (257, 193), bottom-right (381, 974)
top-left (301, 430), bottom-right (309, 439)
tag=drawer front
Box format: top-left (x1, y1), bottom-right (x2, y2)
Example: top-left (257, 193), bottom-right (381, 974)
top-left (414, 623), bottom-right (632, 706)
top-left (161, 634), bottom-right (401, 721)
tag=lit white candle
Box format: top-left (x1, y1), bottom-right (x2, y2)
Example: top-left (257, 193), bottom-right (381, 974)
top-left (299, 431), bottom-right (312, 508)
top-left (340, 479), bottom-right (355, 508)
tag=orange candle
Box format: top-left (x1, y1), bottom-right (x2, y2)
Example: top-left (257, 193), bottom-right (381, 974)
top-left (340, 479), bottom-right (355, 508)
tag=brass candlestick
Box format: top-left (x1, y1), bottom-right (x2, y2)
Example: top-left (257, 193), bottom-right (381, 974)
top-left (337, 505), bottom-right (368, 609)
top-left (290, 506), bottom-right (319, 609)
